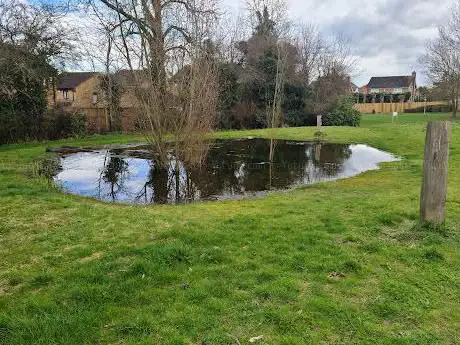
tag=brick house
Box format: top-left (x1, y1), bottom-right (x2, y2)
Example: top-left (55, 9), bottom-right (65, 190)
top-left (48, 71), bottom-right (149, 132)
top-left (50, 72), bottom-right (101, 108)
top-left (356, 72), bottom-right (417, 102)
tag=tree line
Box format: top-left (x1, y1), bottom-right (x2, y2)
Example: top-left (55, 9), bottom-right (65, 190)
top-left (0, 0), bottom-right (78, 143)
top-left (0, 0), bottom-right (361, 148)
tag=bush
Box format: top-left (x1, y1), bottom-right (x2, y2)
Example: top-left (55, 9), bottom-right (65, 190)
top-left (323, 98), bottom-right (361, 127)
top-left (42, 107), bottom-right (71, 140)
top-left (284, 111), bottom-right (318, 127)
top-left (70, 113), bottom-right (86, 138)
top-left (41, 107), bottom-right (87, 140)
top-left (0, 81), bottom-right (47, 144)
top-left (0, 42), bottom-right (52, 144)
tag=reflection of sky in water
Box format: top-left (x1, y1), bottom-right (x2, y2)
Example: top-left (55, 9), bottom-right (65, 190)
top-left (301, 144), bottom-right (396, 184)
top-left (57, 152), bottom-right (153, 202)
top-left (341, 145), bottom-right (393, 177)
top-left (54, 140), bottom-right (398, 204)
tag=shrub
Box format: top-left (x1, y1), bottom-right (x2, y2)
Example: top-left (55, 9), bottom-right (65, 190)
top-left (0, 82), bottom-right (47, 144)
top-left (70, 113), bottom-right (86, 138)
top-left (42, 107), bottom-right (72, 140)
top-left (0, 44), bottom-right (49, 144)
top-left (284, 111), bottom-right (317, 127)
top-left (323, 97), bottom-right (361, 127)
top-left (41, 107), bottom-right (87, 139)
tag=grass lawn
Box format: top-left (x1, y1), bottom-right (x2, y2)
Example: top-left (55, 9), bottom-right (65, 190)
top-left (1, 113), bottom-right (459, 344)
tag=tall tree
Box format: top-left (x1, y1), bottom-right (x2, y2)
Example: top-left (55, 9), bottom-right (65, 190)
top-left (93, 0), bottom-right (220, 166)
top-left (236, 2), bottom-right (300, 129)
top-left (302, 34), bottom-right (354, 115)
top-left (421, 1), bottom-right (460, 118)
top-left (0, 0), bottom-right (73, 143)
top-left (296, 23), bottom-right (323, 86)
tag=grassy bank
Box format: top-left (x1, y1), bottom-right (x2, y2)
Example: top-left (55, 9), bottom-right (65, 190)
top-left (1, 113), bottom-right (459, 344)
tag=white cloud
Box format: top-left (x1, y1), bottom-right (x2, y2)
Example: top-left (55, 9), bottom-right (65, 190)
top-left (223, 0), bottom-right (451, 85)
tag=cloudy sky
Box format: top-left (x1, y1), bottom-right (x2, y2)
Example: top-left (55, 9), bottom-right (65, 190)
top-left (223, 0), bottom-right (452, 86)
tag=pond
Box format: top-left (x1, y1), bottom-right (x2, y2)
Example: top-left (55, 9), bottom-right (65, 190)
top-left (52, 139), bottom-right (398, 204)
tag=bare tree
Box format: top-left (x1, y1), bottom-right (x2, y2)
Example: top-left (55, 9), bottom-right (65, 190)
top-left (0, 0), bottom-right (76, 65)
top-left (295, 23), bottom-right (323, 86)
top-left (421, 1), bottom-right (460, 118)
top-left (217, 12), bottom-right (247, 64)
top-left (76, 5), bottom-right (127, 131)
top-left (90, 0), bottom-right (219, 166)
top-left (306, 34), bottom-right (355, 114)
top-left (243, 0), bottom-right (292, 165)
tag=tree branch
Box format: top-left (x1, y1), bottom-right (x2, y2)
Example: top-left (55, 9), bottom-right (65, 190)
top-left (161, 0), bottom-right (214, 14)
top-left (99, 0), bottom-right (150, 35)
top-left (164, 25), bottom-right (191, 43)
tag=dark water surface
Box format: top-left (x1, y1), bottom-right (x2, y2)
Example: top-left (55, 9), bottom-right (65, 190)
top-left (53, 139), bottom-right (398, 204)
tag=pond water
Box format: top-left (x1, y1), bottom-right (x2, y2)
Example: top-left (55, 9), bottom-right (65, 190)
top-left (52, 139), bottom-right (398, 204)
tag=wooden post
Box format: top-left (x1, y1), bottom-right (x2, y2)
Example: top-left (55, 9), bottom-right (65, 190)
top-left (420, 121), bottom-right (451, 225)
top-left (424, 96), bottom-right (427, 116)
top-left (317, 115), bottom-right (322, 129)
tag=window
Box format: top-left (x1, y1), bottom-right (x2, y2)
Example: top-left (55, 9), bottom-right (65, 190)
top-left (92, 93), bottom-right (98, 104)
top-left (63, 90), bottom-right (69, 100)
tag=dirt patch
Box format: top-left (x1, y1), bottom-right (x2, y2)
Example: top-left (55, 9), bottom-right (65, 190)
top-left (327, 271), bottom-right (346, 280)
top-left (0, 280), bottom-right (21, 296)
top-left (298, 280), bottom-right (310, 299)
top-left (79, 251), bottom-right (104, 263)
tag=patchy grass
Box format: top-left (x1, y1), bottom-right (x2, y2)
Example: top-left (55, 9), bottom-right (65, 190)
top-left (0, 113), bottom-right (460, 344)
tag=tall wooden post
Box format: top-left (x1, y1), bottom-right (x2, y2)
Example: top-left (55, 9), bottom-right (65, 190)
top-left (420, 121), bottom-right (451, 225)
top-left (317, 115), bottom-right (322, 129)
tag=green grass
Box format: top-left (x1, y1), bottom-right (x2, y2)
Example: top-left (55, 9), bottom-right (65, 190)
top-left (1, 113), bottom-right (460, 344)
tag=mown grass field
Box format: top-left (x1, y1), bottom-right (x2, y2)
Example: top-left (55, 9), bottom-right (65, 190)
top-left (0, 113), bottom-right (459, 344)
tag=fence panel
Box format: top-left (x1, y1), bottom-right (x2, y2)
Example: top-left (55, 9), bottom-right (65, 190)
top-left (353, 101), bottom-right (448, 114)
top-left (76, 107), bottom-right (140, 133)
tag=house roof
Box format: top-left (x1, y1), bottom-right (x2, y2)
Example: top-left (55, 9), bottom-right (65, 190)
top-left (57, 72), bottom-right (98, 90)
top-left (367, 75), bottom-right (415, 89)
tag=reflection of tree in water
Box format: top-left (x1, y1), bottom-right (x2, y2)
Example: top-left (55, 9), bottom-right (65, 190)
top-left (137, 164), bottom-right (170, 204)
top-left (100, 153), bottom-right (129, 201)
top-left (94, 139), bottom-right (355, 204)
top-left (210, 140), bottom-right (352, 189)
top-left (310, 143), bottom-right (352, 178)
top-left (134, 159), bottom-right (201, 204)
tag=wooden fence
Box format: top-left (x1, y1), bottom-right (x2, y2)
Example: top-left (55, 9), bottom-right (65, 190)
top-left (74, 101), bottom-right (452, 132)
top-left (74, 107), bottom-right (139, 133)
top-left (353, 101), bottom-right (448, 114)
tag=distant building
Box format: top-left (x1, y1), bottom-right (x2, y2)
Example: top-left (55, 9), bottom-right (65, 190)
top-left (50, 72), bottom-right (100, 108)
top-left (355, 72), bottom-right (417, 102)
top-left (49, 70), bottom-right (163, 109)
top-left (350, 82), bottom-right (359, 94)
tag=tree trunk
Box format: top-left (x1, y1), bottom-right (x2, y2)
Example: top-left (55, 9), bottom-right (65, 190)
top-left (452, 98), bottom-right (457, 118)
top-left (152, 0), bottom-right (167, 97)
